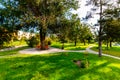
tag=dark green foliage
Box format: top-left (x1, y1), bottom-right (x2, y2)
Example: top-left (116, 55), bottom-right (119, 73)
top-left (50, 34), bottom-right (58, 42)
top-left (1, 0), bottom-right (79, 50)
top-left (81, 59), bottom-right (89, 68)
top-left (79, 23), bottom-right (93, 45)
top-left (0, 27), bottom-right (17, 48)
top-left (26, 36), bottom-right (39, 47)
top-left (103, 19), bottom-right (120, 47)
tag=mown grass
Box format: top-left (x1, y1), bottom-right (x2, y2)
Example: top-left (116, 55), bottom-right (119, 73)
top-left (91, 46), bottom-right (120, 57)
top-left (51, 42), bottom-right (92, 50)
top-left (0, 51), bottom-right (120, 80)
top-left (0, 46), bottom-right (29, 56)
top-left (11, 40), bottom-right (27, 46)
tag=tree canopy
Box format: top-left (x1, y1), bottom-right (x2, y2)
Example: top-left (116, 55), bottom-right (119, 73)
top-left (0, 0), bottom-right (79, 49)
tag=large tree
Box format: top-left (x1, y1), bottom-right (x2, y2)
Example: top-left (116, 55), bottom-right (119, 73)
top-left (1, 0), bottom-right (79, 49)
top-left (86, 0), bottom-right (112, 57)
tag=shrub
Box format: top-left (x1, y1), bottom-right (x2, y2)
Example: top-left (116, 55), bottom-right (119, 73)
top-left (73, 58), bottom-right (89, 68)
top-left (45, 37), bottom-right (52, 45)
top-left (26, 36), bottom-right (39, 47)
top-left (81, 59), bottom-right (89, 68)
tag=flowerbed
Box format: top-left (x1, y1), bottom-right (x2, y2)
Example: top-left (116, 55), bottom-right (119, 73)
top-left (36, 45), bottom-right (49, 50)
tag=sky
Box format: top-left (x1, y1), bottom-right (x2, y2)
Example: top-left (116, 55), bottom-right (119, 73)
top-left (74, 0), bottom-right (118, 25)
top-left (73, 0), bottom-right (99, 25)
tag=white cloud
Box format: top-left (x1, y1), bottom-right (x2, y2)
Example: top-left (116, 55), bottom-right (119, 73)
top-left (72, 0), bottom-right (99, 24)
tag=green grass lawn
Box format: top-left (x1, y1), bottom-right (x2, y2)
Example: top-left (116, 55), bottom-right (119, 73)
top-left (51, 42), bottom-right (92, 50)
top-left (0, 51), bottom-right (120, 80)
top-left (11, 40), bottom-right (27, 46)
top-left (0, 46), bottom-right (29, 56)
top-left (91, 46), bottom-right (120, 57)
top-left (3, 40), bottom-right (27, 47)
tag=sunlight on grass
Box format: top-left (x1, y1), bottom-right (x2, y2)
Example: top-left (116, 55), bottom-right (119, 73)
top-left (95, 60), bottom-right (107, 66)
top-left (98, 67), bottom-right (112, 73)
top-left (31, 71), bottom-right (47, 80)
top-left (79, 74), bottom-right (100, 80)
top-left (64, 46), bottom-right (85, 50)
top-left (91, 46), bottom-right (120, 57)
top-left (107, 63), bottom-right (120, 69)
top-left (0, 46), bottom-right (120, 80)
top-left (0, 52), bottom-right (120, 80)
top-left (51, 42), bottom-right (93, 50)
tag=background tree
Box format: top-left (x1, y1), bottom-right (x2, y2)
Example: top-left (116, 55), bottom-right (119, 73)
top-left (101, 1), bottom-right (120, 49)
top-left (79, 23), bottom-right (93, 45)
top-left (57, 17), bottom-right (71, 49)
top-left (103, 20), bottom-right (120, 48)
top-left (67, 14), bottom-right (81, 46)
top-left (0, 2), bottom-right (20, 48)
top-left (86, 0), bottom-right (113, 57)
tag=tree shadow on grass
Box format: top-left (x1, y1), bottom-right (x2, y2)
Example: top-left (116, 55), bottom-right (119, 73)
top-left (60, 61), bottom-right (110, 80)
top-left (0, 52), bottom-right (120, 80)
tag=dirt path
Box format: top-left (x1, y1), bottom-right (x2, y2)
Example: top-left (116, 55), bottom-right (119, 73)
top-left (0, 46), bottom-right (120, 60)
top-left (19, 47), bottom-right (85, 55)
top-left (19, 47), bottom-right (120, 60)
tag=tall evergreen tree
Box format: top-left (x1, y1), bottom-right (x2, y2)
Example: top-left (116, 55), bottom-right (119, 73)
top-left (86, 0), bottom-right (112, 57)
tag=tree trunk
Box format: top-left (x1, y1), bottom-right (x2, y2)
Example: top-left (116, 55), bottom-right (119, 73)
top-left (106, 35), bottom-right (109, 50)
top-left (98, 0), bottom-right (102, 57)
top-left (39, 28), bottom-right (46, 50)
top-left (88, 40), bottom-right (89, 45)
top-left (39, 0), bottom-right (47, 50)
top-left (106, 40), bottom-right (109, 50)
top-left (83, 40), bottom-right (86, 46)
top-left (0, 46), bottom-right (1, 49)
top-left (62, 42), bottom-right (64, 49)
top-left (98, 39), bottom-right (102, 57)
top-left (74, 35), bottom-right (77, 46)
top-left (110, 41), bottom-right (112, 48)
top-left (75, 39), bottom-right (77, 46)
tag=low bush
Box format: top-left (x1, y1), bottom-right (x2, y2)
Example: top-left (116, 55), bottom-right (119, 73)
top-left (26, 36), bottom-right (39, 47)
top-left (45, 37), bottom-right (52, 45)
top-left (73, 58), bottom-right (89, 68)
